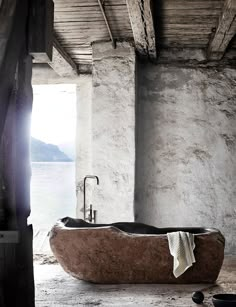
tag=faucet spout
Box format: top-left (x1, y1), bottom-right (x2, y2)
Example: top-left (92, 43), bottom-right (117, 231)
top-left (83, 175), bottom-right (99, 221)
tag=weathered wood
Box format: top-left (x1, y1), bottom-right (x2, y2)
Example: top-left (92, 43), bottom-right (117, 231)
top-left (54, 29), bottom-right (132, 37)
top-left (55, 7), bottom-right (129, 13)
top-left (208, 0), bottom-right (236, 59)
top-left (1, 51), bottom-right (33, 227)
top-left (160, 38), bottom-right (209, 48)
top-left (1, 51), bottom-right (33, 229)
top-left (55, 0), bottom-right (127, 5)
top-left (53, 30), bottom-right (132, 37)
top-left (0, 1), bottom-right (16, 69)
top-left (0, 50), bottom-right (35, 306)
top-left (49, 0), bottom-right (234, 66)
top-left (1, 227), bottom-right (35, 307)
top-left (54, 20), bottom-right (132, 26)
top-left (48, 37), bottom-right (78, 77)
top-left (0, 0), bottom-right (35, 305)
top-left (65, 50), bottom-right (92, 55)
top-left (32, 35), bottom-right (79, 76)
top-left (156, 9), bottom-right (222, 16)
top-left (0, 91), bottom-right (18, 229)
top-left (162, 0), bottom-right (224, 10)
top-left (56, 3), bottom-right (127, 8)
top-left (15, 54), bottom-right (33, 223)
top-left (55, 11), bottom-right (129, 17)
top-left (29, 0), bottom-right (54, 62)
top-left (0, 0), bottom-right (29, 228)
top-left (162, 16), bottom-right (219, 25)
top-left (52, 0), bottom-right (132, 68)
top-left (54, 13), bottom-right (131, 20)
top-left (54, 0), bottom-right (223, 10)
top-left (15, 226), bottom-right (35, 307)
top-left (126, 0), bottom-right (156, 58)
top-left (55, 20), bottom-right (216, 29)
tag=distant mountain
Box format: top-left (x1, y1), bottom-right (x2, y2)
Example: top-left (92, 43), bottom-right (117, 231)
top-left (31, 137), bottom-right (72, 162)
top-left (58, 142), bottom-right (75, 160)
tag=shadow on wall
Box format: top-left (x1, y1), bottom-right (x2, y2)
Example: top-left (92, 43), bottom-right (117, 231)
top-left (134, 61), bottom-right (236, 254)
top-left (134, 62), bottom-right (181, 225)
top-left (134, 64), bottom-right (193, 224)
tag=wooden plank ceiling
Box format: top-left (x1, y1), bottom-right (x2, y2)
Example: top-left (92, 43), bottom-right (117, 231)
top-left (155, 0), bottom-right (225, 48)
top-left (54, 0), bottom-right (133, 66)
top-left (53, 0), bottom-right (235, 70)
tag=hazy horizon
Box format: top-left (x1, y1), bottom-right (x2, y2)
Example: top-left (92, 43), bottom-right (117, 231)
top-left (31, 84), bottom-right (77, 146)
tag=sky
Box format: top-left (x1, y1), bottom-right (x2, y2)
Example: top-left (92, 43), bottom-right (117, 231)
top-left (31, 84), bottom-right (76, 145)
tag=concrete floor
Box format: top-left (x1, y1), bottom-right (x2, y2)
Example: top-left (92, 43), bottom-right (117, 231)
top-left (34, 256), bottom-right (236, 307)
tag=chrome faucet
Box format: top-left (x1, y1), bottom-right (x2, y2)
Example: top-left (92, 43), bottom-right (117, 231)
top-left (83, 175), bottom-right (99, 223)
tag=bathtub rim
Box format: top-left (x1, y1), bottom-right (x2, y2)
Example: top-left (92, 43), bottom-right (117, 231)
top-left (50, 218), bottom-right (222, 239)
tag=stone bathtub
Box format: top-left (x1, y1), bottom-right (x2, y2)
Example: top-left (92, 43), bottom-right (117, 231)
top-left (49, 217), bottom-right (225, 284)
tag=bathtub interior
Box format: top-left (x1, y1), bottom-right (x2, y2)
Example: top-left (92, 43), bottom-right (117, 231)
top-left (60, 217), bottom-right (216, 235)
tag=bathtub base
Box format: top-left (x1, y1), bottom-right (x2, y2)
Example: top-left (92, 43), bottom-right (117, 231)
top-left (50, 218), bottom-right (225, 284)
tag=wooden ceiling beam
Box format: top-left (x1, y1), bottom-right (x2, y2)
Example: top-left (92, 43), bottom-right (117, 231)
top-left (126, 0), bottom-right (156, 59)
top-left (49, 37), bottom-right (79, 77)
top-left (33, 35), bottom-right (79, 77)
top-left (207, 0), bottom-right (236, 60)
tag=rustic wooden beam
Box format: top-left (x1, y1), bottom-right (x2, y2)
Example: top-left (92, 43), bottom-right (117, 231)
top-left (0, 1), bottom-right (35, 305)
top-left (207, 0), bottom-right (236, 60)
top-left (48, 37), bottom-right (78, 77)
top-left (1, 55), bottom-right (35, 307)
top-left (126, 0), bottom-right (156, 59)
top-left (32, 33), bottom-right (79, 76)
top-left (29, 0), bottom-right (54, 62)
top-left (0, 0), bottom-right (29, 228)
top-left (0, 1), bottom-right (17, 74)
top-left (1, 226), bottom-right (35, 307)
top-left (15, 54), bottom-right (33, 224)
top-left (0, 45), bottom-right (32, 231)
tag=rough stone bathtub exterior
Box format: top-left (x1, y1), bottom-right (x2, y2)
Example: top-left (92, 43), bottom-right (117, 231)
top-left (49, 218), bottom-right (225, 284)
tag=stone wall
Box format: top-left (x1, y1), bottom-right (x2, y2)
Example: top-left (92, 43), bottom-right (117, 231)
top-left (136, 62), bottom-right (236, 254)
top-left (91, 42), bottom-right (136, 222)
top-left (75, 76), bottom-right (93, 218)
top-left (75, 42), bottom-right (136, 223)
top-left (74, 45), bottom-right (236, 254)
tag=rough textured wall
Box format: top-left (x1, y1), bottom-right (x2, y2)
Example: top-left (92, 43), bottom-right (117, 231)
top-left (75, 76), bottom-right (93, 218)
top-left (91, 42), bottom-right (136, 222)
top-left (136, 63), bottom-right (236, 254)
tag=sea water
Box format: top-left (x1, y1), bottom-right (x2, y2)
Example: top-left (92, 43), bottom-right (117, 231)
top-left (28, 162), bottom-right (76, 230)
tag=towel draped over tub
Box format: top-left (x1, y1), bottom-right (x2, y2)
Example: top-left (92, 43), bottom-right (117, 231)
top-left (167, 231), bottom-right (196, 278)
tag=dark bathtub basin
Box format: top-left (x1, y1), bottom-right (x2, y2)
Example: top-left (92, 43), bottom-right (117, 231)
top-left (212, 294), bottom-right (236, 307)
top-left (49, 217), bottom-right (225, 284)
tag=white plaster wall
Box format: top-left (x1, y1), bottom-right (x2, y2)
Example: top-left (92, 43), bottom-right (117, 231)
top-left (75, 76), bottom-right (93, 218)
top-left (136, 63), bottom-right (236, 254)
top-left (91, 42), bottom-right (136, 223)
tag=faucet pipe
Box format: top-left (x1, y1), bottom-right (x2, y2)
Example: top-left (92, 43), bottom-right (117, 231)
top-left (83, 175), bottom-right (99, 220)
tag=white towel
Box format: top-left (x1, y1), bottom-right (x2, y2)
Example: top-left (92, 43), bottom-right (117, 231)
top-left (167, 231), bottom-right (196, 278)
